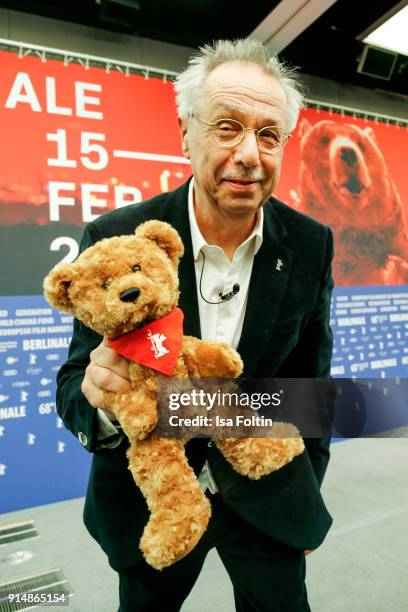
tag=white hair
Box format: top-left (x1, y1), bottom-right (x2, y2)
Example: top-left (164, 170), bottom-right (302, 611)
top-left (174, 38), bottom-right (305, 133)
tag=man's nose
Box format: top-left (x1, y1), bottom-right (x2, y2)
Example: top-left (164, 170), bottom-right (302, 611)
top-left (234, 129), bottom-right (260, 167)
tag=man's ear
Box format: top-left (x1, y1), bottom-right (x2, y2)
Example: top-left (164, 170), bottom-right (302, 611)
top-left (135, 220), bottom-right (184, 267)
top-left (43, 263), bottom-right (77, 312)
top-left (178, 117), bottom-right (190, 159)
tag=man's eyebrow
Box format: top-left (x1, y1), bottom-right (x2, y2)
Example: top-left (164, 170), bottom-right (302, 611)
top-left (211, 105), bottom-right (245, 119)
top-left (211, 105), bottom-right (283, 127)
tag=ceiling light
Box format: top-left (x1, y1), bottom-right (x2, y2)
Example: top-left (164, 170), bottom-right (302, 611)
top-left (361, 4), bottom-right (408, 56)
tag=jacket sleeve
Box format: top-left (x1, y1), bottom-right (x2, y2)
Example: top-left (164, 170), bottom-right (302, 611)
top-left (275, 226), bottom-right (335, 487)
top-left (56, 223), bottom-right (123, 453)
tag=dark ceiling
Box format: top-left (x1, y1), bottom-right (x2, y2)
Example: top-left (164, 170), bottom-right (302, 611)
top-left (0, 0), bottom-right (407, 97)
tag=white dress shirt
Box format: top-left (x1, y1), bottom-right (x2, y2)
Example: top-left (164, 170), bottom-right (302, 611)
top-left (95, 179), bottom-right (264, 494)
top-left (188, 179), bottom-right (263, 493)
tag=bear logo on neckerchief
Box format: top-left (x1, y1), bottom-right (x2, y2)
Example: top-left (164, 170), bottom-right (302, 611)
top-left (147, 330), bottom-right (169, 359)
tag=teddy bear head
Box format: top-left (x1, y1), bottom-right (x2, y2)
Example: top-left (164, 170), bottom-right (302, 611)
top-left (43, 220), bottom-right (184, 338)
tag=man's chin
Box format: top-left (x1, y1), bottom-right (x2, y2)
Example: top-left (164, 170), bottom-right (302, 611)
top-left (219, 197), bottom-right (262, 216)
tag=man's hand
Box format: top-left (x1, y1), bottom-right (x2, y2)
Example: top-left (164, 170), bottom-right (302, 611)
top-left (81, 339), bottom-right (131, 421)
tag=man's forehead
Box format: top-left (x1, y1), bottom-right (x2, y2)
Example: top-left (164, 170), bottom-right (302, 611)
top-left (203, 61), bottom-right (283, 93)
top-left (197, 62), bottom-right (287, 127)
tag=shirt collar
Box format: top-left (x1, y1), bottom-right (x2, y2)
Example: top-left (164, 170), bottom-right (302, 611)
top-left (188, 178), bottom-right (264, 262)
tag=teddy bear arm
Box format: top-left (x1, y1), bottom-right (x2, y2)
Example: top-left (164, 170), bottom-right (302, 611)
top-left (129, 362), bottom-right (158, 394)
top-left (183, 337), bottom-right (243, 379)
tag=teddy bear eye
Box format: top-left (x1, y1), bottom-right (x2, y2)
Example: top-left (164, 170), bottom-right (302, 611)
top-left (101, 281), bottom-right (110, 290)
top-left (132, 264), bottom-right (141, 272)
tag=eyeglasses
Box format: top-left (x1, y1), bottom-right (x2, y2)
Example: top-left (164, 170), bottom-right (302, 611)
top-left (194, 116), bottom-right (290, 154)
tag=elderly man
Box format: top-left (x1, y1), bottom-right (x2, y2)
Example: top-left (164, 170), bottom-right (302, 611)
top-left (57, 39), bottom-right (334, 611)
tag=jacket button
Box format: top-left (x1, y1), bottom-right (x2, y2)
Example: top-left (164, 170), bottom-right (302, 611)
top-left (78, 432), bottom-right (88, 446)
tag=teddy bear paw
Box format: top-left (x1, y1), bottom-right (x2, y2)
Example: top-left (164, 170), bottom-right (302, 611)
top-left (140, 499), bottom-right (211, 570)
top-left (216, 423), bottom-right (305, 480)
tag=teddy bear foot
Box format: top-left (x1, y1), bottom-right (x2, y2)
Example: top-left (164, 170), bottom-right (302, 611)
top-left (215, 423), bottom-right (305, 480)
top-left (109, 393), bottom-right (158, 440)
top-left (140, 497), bottom-right (211, 570)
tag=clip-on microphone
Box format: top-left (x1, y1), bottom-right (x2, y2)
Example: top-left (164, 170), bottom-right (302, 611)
top-left (218, 284), bottom-right (240, 302)
top-left (199, 251), bottom-right (240, 305)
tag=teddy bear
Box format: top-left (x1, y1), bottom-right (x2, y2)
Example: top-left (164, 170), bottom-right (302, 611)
top-left (290, 118), bottom-right (408, 286)
top-left (43, 220), bottom-right (304, 570)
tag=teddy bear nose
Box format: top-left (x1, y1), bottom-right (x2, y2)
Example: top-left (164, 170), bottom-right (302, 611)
top-left (119, 287), bottom-right (141, 302)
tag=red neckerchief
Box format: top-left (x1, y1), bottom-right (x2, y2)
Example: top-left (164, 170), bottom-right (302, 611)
top-left (108, 308), bottom-right (184, 376)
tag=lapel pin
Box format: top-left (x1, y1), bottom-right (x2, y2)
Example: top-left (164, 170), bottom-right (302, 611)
top-left (275, 258), bottom-right (284, 272)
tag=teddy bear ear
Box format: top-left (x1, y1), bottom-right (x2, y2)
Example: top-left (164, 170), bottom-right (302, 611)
top-left (43, 263), bottom-right (77, 312)
top-left (135, 220), bottom-right (184, 267)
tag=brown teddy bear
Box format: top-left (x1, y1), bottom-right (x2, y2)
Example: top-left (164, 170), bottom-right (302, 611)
top-left (44, 220), bottom-right (304, 570)
top-left (290, 119), bottom-right (408, 285)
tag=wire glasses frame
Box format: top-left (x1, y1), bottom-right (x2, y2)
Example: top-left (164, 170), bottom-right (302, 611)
top-left (193, 116), bottom-right (291, 154)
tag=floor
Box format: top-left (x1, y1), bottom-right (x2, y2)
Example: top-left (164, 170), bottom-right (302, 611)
top-left (1, 436), bottom-right (407, 611)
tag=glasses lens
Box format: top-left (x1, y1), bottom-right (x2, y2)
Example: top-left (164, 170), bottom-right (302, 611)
top-left (212, 119), bottom-right (243, 146)
top-left (258, 127), bottom-right (284, 153)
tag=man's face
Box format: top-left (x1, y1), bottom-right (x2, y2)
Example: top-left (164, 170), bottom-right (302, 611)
top-left (179, 61), bottom-right (289, 218)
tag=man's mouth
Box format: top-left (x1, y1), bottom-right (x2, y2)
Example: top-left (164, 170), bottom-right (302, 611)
top-left (223, 178), bottom-right (260, 190)
top-left (224, 178), bottom-right (259, 184)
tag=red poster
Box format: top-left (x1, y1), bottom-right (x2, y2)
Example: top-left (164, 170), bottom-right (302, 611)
top-left (0, 49), bottom-right (407, 292)
top-left (274, 109), bottom-right (408, 286)
top-left (0, 49), bottom-right (190, 294)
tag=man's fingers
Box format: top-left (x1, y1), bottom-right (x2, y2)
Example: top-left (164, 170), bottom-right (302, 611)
top-left (87, 363), bottom-right (131, 393)
top-left (81, 375), bottom-right (106, 410)
top-left (81, 380), bottom-right (116, 421)
top-left (82, 340), bottom-right (130, 413)
top-left (90, 345), bottom-right (131, 380)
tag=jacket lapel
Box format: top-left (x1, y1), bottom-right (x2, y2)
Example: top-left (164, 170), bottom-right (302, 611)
top-left (237, 199), bottom-right (294, 376)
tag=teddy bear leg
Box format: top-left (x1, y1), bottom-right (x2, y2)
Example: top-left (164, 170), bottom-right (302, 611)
top-left (103, 390), bottom-right (158, 441)
top-left (127, 434), bottom-right (211, 570)
top-left (215, 424), bottom-right (305, 480)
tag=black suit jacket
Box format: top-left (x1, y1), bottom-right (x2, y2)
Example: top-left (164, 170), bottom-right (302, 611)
top-left (56, 178), bottom-right (335, 571)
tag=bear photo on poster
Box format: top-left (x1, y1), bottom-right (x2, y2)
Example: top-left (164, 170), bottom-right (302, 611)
top-left (290, 119), bottom-right (408, 286)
